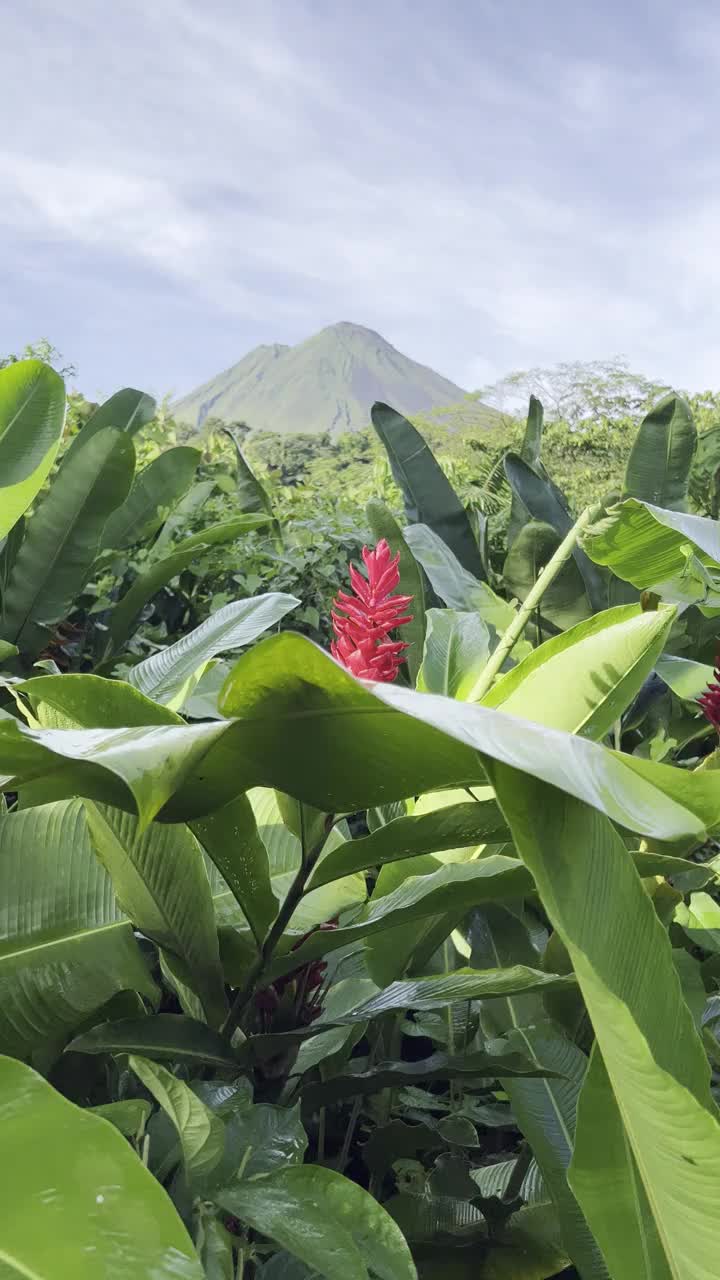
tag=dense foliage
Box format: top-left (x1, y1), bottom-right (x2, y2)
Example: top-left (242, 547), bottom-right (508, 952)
top-left (4, 355), bottom-right (720, 1279)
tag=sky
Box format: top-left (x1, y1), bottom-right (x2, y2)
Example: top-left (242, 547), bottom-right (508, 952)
top-left (4, 0), bottom-right (720, 402)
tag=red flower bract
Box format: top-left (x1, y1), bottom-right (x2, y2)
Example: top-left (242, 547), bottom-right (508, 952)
top-left (699, 655), bottom-right (720, 730)
top-left (331, 538), bottom-right (413, 682)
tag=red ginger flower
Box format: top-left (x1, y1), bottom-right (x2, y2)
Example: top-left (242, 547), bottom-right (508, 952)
top-left (699, 655), bottom-right (720, 730)
top-left (331, 538), bottom-right (413, 682)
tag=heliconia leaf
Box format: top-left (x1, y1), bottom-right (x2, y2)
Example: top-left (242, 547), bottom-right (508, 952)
top-left (582, 498), bottom-right (720, 604)
top-left (403, 522), bottom-right (524, 637)
top-left (0, 427), bottom-right (135, 658)
top-left (508, 394), bottom-right (544, 545)
top-left (0, 800), bottom-right (156, 1058)
top-left (16, 671), bottom-right (182, 729)
top-left (0, 358), bottom-right (66, 541)
top-left (417, 608), bottom-right (491, 698)
top-left (69, 1014), bottom-right (240, 1069)
top-left (503, 519), bottom-right (591, 631)
top-left (366, 498), bottom-right (427, 685)
top-left (371, 402), bottom-right (485, 579)
top-left (656, 654), bottom-right (714, 702)
top-left (223, 427), bottom-right (274, 516)
top-left (66, 387), bottom-right (156, 456)
top-left (129, 1054), bottom-right (225, 1182)
top-left (191, 792), bottom-right (277, 946)
top-left (331, 966), bottom-right (576, 1020)
top-left (128, 593), bottom-right (299, 706)
top-left (215, 1164), bottom-right (417, 1280)
top-left (102, 445), bottom-right (200, 550)
top-left (0, 1055), bottom-right (204, 1278)
top-left (623, 393), bottom-right (697, 512)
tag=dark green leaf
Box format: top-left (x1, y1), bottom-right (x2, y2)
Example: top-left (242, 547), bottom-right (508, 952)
top-left (69, 1014), bottom-right (240, 1069)
top-left (624, 393), bottom-right (697, 511)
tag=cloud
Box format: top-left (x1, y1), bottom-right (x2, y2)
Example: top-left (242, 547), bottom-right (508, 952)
top-left (4, 0), bottom-right (720, 398)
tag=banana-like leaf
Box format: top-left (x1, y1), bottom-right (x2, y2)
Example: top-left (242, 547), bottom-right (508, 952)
top-left (2, 634), bottom-right (720, 842)
top-left (16, 670), bottom-right (182, 729)
top-left (0, 427), bottom-right (135, 658)
top-left (223, 427), bottom-right (274, 516)
top-left (129, 1054), bottom-right (225, 1181)
top-left (483, 603), bottom-right (675, 740)
top-left (191, 792), bottom-right (277, 946)
top-left (504, 452), bottom-right (608, 611)
top-left (108, 514), bottom-right (271, 655)
top-left (0, 800), bottom-right (156, 1058)
top-left (656, 653), bottom-right (714, 702)
top-left (0, 1055), bottom-right (203, 1278)
top-left (0, 359), bottom-right (66, 541)
top-left (69, 1014), bottom-right (240, 1069)
top-left (503, 520), bottom-right (591, 631)
top-left (404, 522), bottom-right (523, 634)
top-left (371, 402), bottom-right (485, 579)
top-left (366, 498), bottom-right (427, 684)
top-left (151, 479), bottom-right (216, 556)
top-left (582, 498), bottom-right (720, 605)
top-left (508, 394), bottom-right (544, 546)
top-left (128, 593), bottom-right (299, 706)
top-left (66, 387), bottom-right (156, 456)
top-left (417, 608), bottom-right (491, 698)
top-left (332, 966), bottom-right (576, 1019)
top-left (624, 393), bottom-right (697, 511)
top-left (102, 446), bottom-right (200, 550)
top-left (308, 799), bottom-right (509, 890)
top-left (215, 1165), bottom-right (417, 1280)
top-left (83, 802), bottom-right (226, 1024)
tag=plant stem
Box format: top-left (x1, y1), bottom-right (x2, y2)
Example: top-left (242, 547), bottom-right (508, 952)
top-left (503, 1141), bottom-right (533, 1204)
top-left (222, 816), bottom-right (334, 1040)
top-left (470, 503), bottom-right (602, 703)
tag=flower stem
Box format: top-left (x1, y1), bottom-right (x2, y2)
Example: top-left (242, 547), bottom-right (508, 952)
top-left (469, 503), bottom-right (603, 704)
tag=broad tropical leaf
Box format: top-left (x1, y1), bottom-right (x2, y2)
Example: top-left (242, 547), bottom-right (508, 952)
top-left (503, 520), bottom-right (591, 631)
top-left (582, 498), bottom-right (720, 604)
top-left (129, 1054), bottom-right (225, 1181)
top-left (371, 402), bottom-right (485, 579)
top-left (366, 498), bottom-right (427, 684)
top-left (508, 394), bottom-right (544, 545)
top-left (128, 592), bottom-right (299, 706)
top-left (624, 393), bottom-right (697, 511)
top-left (191, 793), bottom-right (277, 946)
top-left (66, 387), bottom-right (156, 456)
top-left (70, 1014), bottom-right (239, 1069)
top-left (0, 358), bottom-right (66, 541)
top-left (417, 608), bottom-right (491, 698)
top-left (102, 445), bottom-right (200, 549)
top-left (0, 1055), bottom-right (203, 1278)
top-left (0, 427), bottom-right (135, 658)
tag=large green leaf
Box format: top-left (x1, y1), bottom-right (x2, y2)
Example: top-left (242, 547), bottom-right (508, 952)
top-left (2, 633), bottom-right (720, 842)
top-left (371, 402), bottom-right (485, 579)
top-left (582, 498), bottom-right (720, 604)
top-left (503, 520), bottom-right (591, 631)
top-left (0, 1055), bottom-right (203, 1278)
top-left (83, 802), bottom-right (226, 1024)
top-left (417, 608), bottom-right (491, 698)
top-left (483, 603), bottom-right (675, 739)
top-left (108, 515), bottom-right (271, 654)
top-left (215, 1164), bottom-right (418, 1280)
top-left (0, 800), bottom-right (155, 1058)
top-left (223, 427), bottom-right (274, 516)
top-left (504, 452), bottom-right (608, 610)
top-left (129, 1054), bottom-right (225, 1181)
top-left (403, 522), bottom-right (523, 636)
top-left (191, 793), bottom-right (277, 946)
top-left (308, 799), bottom-right (509, 890)
top-left (508, 394), bottom-right (544, 545)
top-left (69, 1013), bottom-right (240, 1069)
top-left (16, 670), bottom-right (182, 729)
top-left (66, 387), bottom-right (156, 456)
top-left (102, 446), bottom-right (200, 550)
top-left (128, 592), bottom-right (299, 706)
top-left (366, 498), bottom-right (427, 684)
top-left (656, 654), bottom-right (714, 702)
top-left (1, 427), bottom-right (135, 658)
top-left (624, 393), bottom-right (697, 511)
top-left (330, 966), bottom-right (576, 1020)
top-left (0, 359), bottom-right (66, 541)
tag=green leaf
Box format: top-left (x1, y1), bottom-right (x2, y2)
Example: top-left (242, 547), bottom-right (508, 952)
top-left (308, 799), bottom-right (509, 890)
top-left (0, 358), bottom-right (66, 541)
top-left (483, 603), bottom-right (675, 740)
top-left (656, 654), bottom-right (714, 702)
top-left (1, 427), bottom-right (135, 658)
top-left (216, 1164), bottom-right (418, 1280)
top-left (108, 515), bottom-right (271, 654)
top-left (503, 452), bottom-right (608, 610)
top-left (223, 427), bottom-right (274, 515)
top-left (403, 522), bottom-right (521, 634)
top-left (366, 498), bottom-right (427, 684)
top-left (16, 670), bottom-right (182, 729)
top-left (128, 593), bottom-right (299, 706)
top-left (102, 446), bottom-right (200, 550)
top-left (582, 498), bottom-right (720, 604)
top-left (0, 800), bottom-right (156, 1058)
top-left (83, 802), bottom-right (226, 1024)
top-left (88, 1098), bottom-right (152, 1138)
top-left (503, 520), bottom-right (591, 631)
top-left (332, 966), bottom-right (576, 1019)
top-left (624, 393), bottom-right (697, 511)
top-left (69, 1014), bottom-right (240, 1069)
top-left (196, 1216), bottom-right (236, 1280)
top-left (0, 1055), bottom-right (203, 1278)
top-left (67, 387), bottom-right (156, 455)
top-left (508, 394), bottom-right (544, 545)
top-left (371, 402), bottom-right (485, 579)
top-left (129, 1053), bottom-right (225, 1181)
top-left (191, 792), bottom-right (277, 946)
top-left (417, 608), bottom-right (491, 698)
top-left (212, 1100), bottom-right (308, 1183)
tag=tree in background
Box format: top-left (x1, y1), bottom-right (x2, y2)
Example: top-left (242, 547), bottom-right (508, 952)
top-left (477, 356), bottom-right (669, 427)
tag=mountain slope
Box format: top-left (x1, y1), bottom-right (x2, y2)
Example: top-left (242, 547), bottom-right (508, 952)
top-left (172, 322), bottom-right (471, 436)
